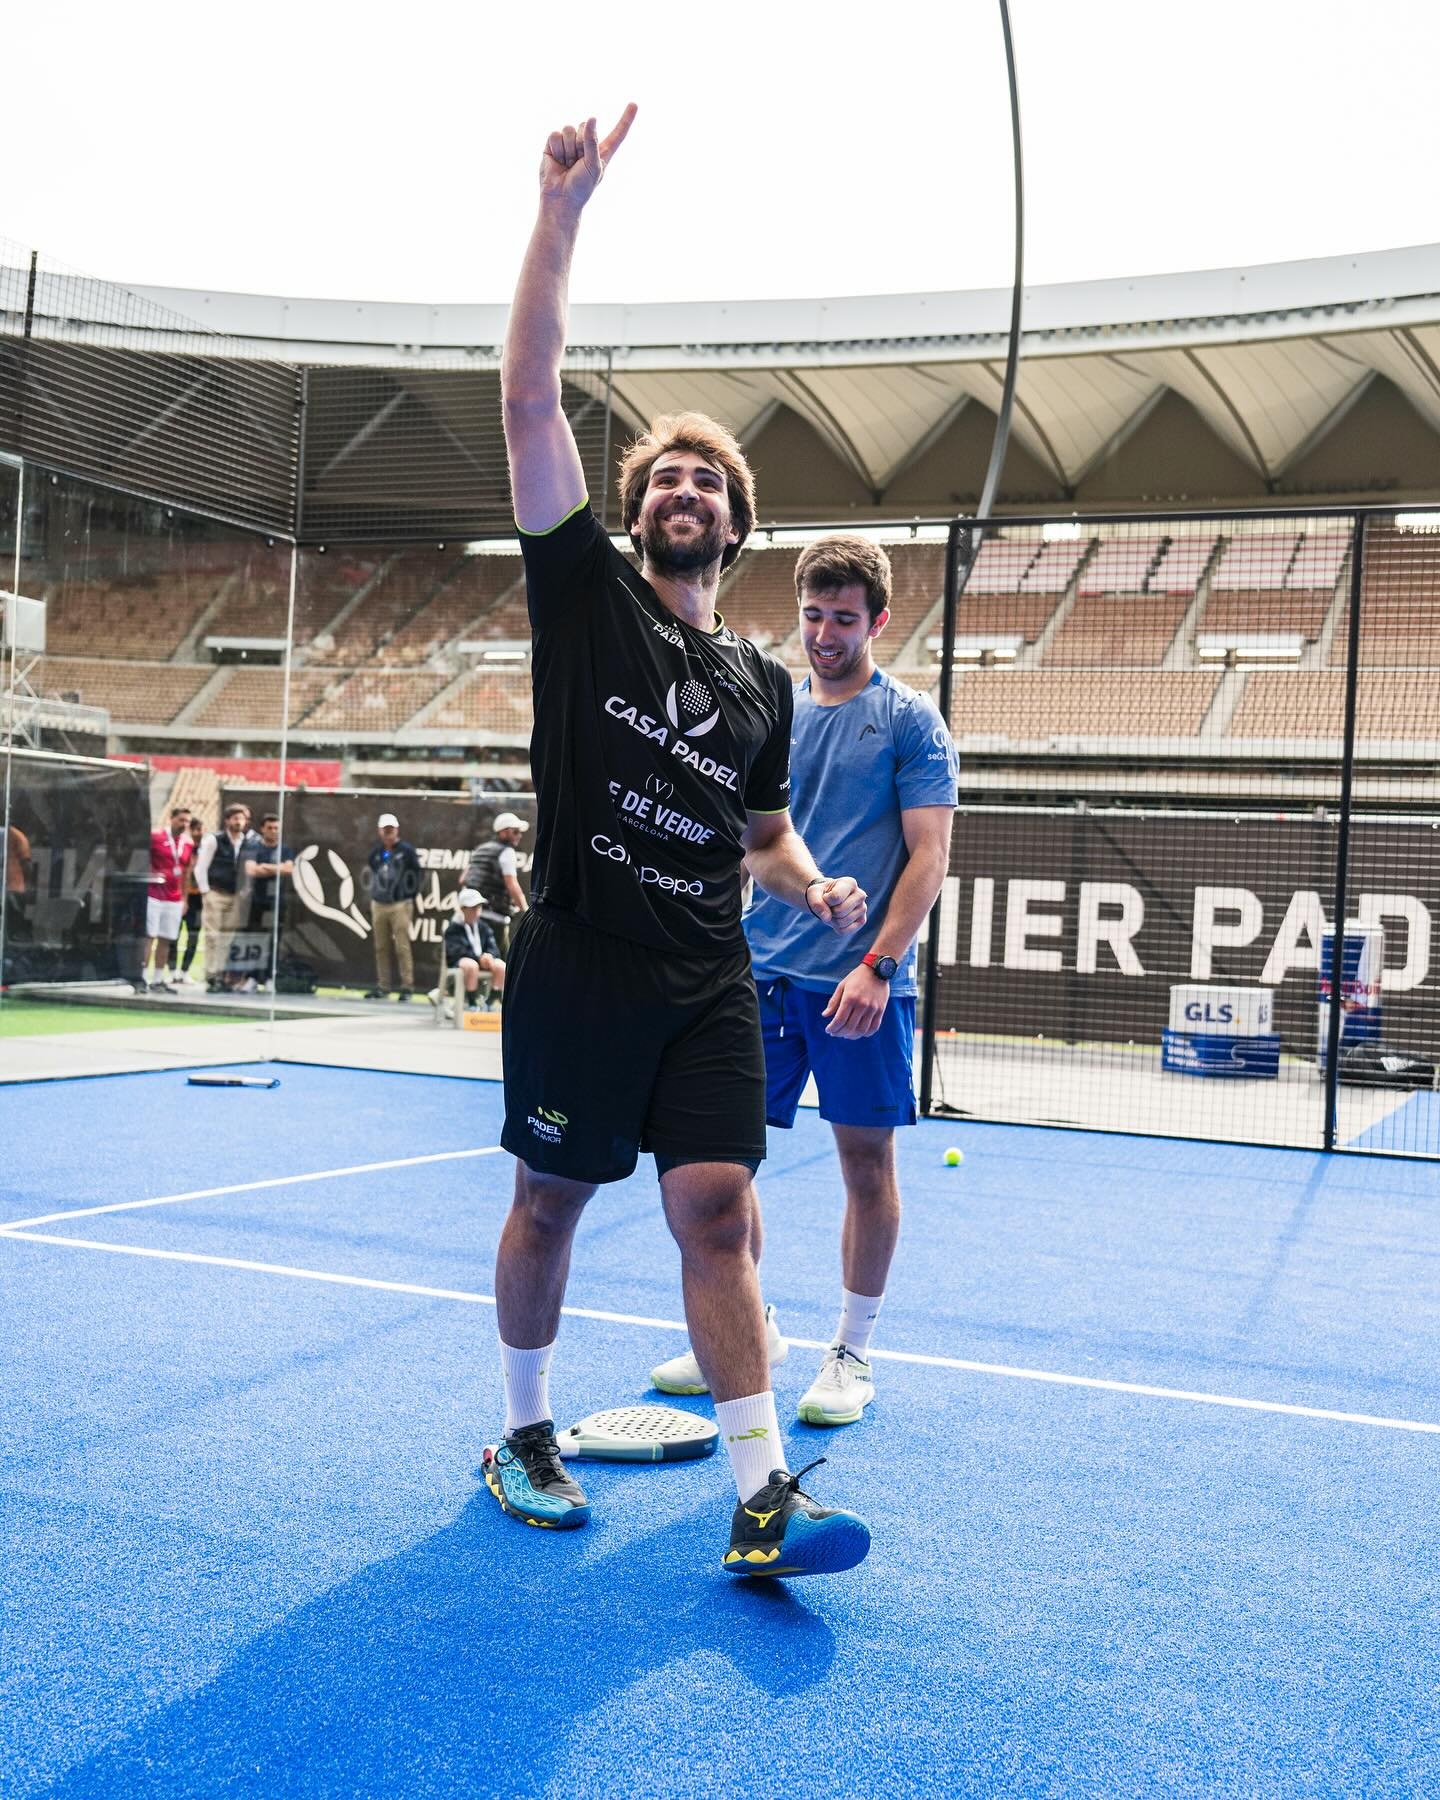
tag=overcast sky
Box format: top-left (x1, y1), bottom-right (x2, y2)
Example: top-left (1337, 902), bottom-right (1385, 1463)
top-left (8, 0), bottom-right (1439, 308)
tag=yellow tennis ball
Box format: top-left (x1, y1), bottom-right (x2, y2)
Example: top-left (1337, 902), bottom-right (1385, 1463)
top-left (944, 1147), bottom-right (963, 1167)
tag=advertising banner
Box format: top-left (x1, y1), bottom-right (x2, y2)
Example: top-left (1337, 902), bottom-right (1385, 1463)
top-left (930, 810), bottom-right (1437, 1061)
top-left (218, 789), bottom-right (537, 991)
top-left (2, 751), bottom-right (153, 986)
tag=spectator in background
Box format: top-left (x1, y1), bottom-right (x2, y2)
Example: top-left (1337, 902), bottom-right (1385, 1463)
top-left (243, 813), bottom-right (295, 994)
top-left (174, 812), bottom-right (207, 986)
top-left (4, 822), bottom-right (32, 971)
top-left (195, 802), bottom-right (258, 992)
top-left (365, 811), bottom-right (422, 1001)
top-left (440, 886), bottom-right (506, 1011)
top-left (464, 811), bottom-right (530, 956)
top-left (142, 805), bottom-right (193, 994)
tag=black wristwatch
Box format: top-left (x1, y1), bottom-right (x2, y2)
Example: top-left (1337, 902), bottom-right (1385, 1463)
top-left (862, 952), bottom-right (898, 982)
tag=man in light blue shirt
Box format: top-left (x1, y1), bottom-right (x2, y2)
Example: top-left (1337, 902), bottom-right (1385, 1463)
top-left (653, 535), bottom-right (958, 1426)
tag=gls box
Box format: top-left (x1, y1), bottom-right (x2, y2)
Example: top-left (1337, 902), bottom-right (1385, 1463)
top-left (1162, 984), bottom-right (1279, 1079)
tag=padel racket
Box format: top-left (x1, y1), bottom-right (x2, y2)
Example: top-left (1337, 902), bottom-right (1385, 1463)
top-left (556, 1404), bottom-right (718, 1462)
top-left (186, 1073), bottom-right (281, 1089)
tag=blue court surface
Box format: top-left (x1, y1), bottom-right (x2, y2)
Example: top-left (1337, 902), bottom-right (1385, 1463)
top-left (5, 1063), bottom-right (1440, 1798)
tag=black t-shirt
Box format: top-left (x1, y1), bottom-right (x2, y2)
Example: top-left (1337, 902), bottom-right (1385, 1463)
top-left (520, 504), bottom-right (792, 956)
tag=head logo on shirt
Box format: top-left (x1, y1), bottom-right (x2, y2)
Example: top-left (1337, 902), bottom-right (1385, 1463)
top-left (666, 677), bottom-right (720, 739)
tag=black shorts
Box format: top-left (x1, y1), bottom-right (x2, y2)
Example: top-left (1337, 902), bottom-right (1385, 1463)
top-left (500, 905), bottom-right (766, 1184)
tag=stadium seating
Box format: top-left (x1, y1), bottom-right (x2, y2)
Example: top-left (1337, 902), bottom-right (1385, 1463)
top-left (949, 670), bottom-right (1220, 739)
top-left (1147, 536), bottom-right (1220, 593)
top-left (190, 668), bottom-right (333, 731)
top-left (1198, 587), bottom-right (1332, 639)
top-left (317, 549), bottom-right (462, 666)
top-left (384, 555), bottom-right (526, 662)
top-left (1230, 670), bottom-right (1440, 741)
top-left (42, 573), bottom-right (220, 660)
top-left (1076, 537), bottom-right (1168, 596)
top-left (876, 543), bottom-right (947, 666)
top-left (35, 657), bottom-right (212, 726)
top-left (1044, 597), bottom-right (1188, 667)
top-left (962, 535), bottom-right (1043, 594)
top-left (1331, 522), bottom-right (1440, 667)
top-left (303, 671), bottom-right (450, 733)
top-left (1209, 533), bottom-right (1302, 590)
top-left (427, 670), bottom-right (535, 737)
top-left (717, 547), bottom-right (802, 651)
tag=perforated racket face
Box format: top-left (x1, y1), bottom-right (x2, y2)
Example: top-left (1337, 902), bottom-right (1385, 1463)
top-left (558, 1404), bottom-right (719, 1462)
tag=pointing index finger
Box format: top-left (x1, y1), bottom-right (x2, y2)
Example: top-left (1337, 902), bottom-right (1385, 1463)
top-left (599, 102), bottom-right (638, 162)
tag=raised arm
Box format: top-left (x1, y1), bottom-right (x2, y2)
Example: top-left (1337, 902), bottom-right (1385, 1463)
top-left (502, 106), bottom-right (636, 533)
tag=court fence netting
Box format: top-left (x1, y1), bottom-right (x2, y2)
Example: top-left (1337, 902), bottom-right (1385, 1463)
top-left (0, 243), bottom-right (1436, 1160)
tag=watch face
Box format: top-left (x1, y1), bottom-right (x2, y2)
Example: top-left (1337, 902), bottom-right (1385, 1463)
top-left (872, 955), bottom-right (898, 981)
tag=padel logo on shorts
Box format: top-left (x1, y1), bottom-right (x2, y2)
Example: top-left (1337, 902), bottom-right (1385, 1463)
top-left (528, 1104), bottom-right (568, 1143)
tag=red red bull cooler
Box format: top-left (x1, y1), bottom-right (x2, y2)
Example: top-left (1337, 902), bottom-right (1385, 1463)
top-left (1317, 922), bottom-right (1384, 1074)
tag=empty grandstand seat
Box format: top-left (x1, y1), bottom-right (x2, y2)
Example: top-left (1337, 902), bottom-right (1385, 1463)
top-left (1076, 538), bottom-right (1166, 596)
top-left (304, 671), bottom-right (449, 732)
top-left (35, 658), bottom-right (212, 726)
top-left (718, 547), bottom-right (802, 651)
top-left (963, 536), bottom-right (1041, 594)
top-left (386, 555), bottom-right (526, 663)
top-left (428, 670), bottom-right (535, 737)
top-left (1147, 536), bottom-right (1219, 593)
top-left (190, 668), bottom-right (332, 731)
top-left (1209, 534), bottom-right (1302, 591)
top-left (1199, 587), bottom-right (1331, 639)
top-left (1044, 596), bottom-right (1187, 667)
top-left (1229, 670), bottom-right (1440, 741)
top-left (949, 670), bottom-right (1219, 739)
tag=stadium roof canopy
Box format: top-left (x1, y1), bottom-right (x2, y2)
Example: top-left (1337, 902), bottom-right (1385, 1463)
top-left (133, 244), bottom-right (1440, 516)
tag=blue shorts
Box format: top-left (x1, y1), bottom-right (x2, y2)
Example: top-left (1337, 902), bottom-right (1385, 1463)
top-left (756, 974), bottom-right (917, 1131)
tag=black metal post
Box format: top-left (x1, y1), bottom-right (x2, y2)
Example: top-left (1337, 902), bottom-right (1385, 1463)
top-left (1322, 513), bottom-right (1366, 1150)
top-left (919, 518), bottom-right (970, 1115)
top-left (600, 350), bottom-right (615, 530)
top-left (977, 0), bottom-right (1025, 524)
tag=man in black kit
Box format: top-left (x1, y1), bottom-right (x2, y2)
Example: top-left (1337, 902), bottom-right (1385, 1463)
top-left (481, 104), bottom-right (872, 1580)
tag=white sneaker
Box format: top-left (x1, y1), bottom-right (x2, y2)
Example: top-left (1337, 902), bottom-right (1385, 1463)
top-left (796, 1346), bottom-right (875, 1427)
top-left (651, 1303), bottom-right (788, 1396)
top-left (240, 977), bottom-right (259, 993)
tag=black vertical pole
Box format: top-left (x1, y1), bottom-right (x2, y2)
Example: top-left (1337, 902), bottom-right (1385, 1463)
top-left (1322, 513), bottom-right (1366, 1151)
top-left (600, 350), bottom-right (615, 531)
top-left (918, 518), bottom-right (968, 1116)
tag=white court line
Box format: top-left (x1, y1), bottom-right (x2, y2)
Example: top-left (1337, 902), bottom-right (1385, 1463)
top-left (5, 1227), bottom-right (1439, 1438)
top-left (0, 1146), bottom-right (506, 1234)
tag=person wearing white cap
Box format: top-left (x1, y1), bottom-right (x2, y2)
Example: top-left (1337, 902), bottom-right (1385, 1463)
top-left (463, 810), bottom-right (530, 957)
top-left (440, 887), bottom-right (506, 1010)
top-left (365, 812), bottom-right (422, 1000)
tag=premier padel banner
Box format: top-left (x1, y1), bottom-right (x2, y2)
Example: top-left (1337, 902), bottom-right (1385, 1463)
top-left (928, 810), bottom-right (1438, 1057)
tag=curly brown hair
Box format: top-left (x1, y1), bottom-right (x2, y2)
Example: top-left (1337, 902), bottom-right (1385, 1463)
top-left (793, 533), bottom-right (893, 622)
top-left (617, 412), bottom-right (757, 572)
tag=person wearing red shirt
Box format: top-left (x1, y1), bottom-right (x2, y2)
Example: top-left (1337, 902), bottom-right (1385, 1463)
top-left (144, 806), bottom-right (194, 994)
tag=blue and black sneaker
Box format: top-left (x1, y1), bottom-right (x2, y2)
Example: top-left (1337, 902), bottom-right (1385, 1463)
top-left (722, 1458), bottom-right (870, 1578)
top-left (482, 1420), bottom-right (591, 1530)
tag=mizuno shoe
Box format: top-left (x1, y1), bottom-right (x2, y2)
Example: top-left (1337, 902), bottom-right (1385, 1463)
top-left (796, 1345), bottom-right (875, 1427)
top-left (481, 1420), bottom-right (590, 1530)
top-left (651, 1304), bottom-right (788, 1396)
top-left (722, 1458), bottom-right (870, 1578)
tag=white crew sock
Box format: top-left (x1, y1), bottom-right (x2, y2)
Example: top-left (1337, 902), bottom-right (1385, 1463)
top-left (833, 1288), bottom-right (885, 1359)
top-left (500, 1339), bottom-right (554, 1433)
top-left (714, 1390), bottom-right (785, 1501)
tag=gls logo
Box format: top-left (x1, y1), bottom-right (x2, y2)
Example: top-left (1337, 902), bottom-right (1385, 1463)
top-left (591, 835), bottom-right (704, 897)
top-left (1185, 1001), bottom-right (1234, 1024)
